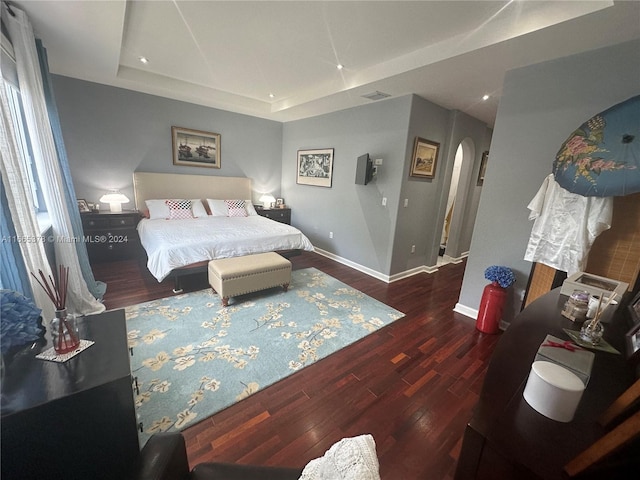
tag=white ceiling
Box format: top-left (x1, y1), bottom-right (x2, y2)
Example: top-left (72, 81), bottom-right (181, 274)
top-left (9, 1), bottom-right (640, 126)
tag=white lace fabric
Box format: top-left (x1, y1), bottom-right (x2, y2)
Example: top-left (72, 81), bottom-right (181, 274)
top-left (299, 434), bottom-right (380, 480)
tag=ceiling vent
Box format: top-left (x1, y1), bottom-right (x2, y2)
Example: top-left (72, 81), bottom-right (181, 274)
top-left (362, 91), bottom-right (391, 101)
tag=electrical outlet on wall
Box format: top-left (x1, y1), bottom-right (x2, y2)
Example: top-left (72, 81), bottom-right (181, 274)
top-left (411, 245), bottom-right (416, 253)
top-left (382, 197), bottom-right (387, 206)
top-left (329, 231), bottom-right (333, 239)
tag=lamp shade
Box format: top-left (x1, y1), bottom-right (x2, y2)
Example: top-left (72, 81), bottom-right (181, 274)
top-left (259, 194), bottom-right (275, 208)
top-left (99, 192), bottom-right (130, 212)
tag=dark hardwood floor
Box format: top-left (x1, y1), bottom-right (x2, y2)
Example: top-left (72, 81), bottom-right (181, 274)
top-left (93, 251), bottom-right (501, 479)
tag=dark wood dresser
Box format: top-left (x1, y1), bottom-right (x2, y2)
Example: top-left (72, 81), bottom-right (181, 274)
top-left (1, 309), bottom-right (140, 479)
top-left (455, 288), bottom-right (639, 479)
top-left (255, 206), bottom-right (291, 224)
top-left (80, 210), bottom-right (142, 263)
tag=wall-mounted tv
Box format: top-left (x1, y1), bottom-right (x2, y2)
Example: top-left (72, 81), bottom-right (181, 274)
top-left (355, 153), bottom-right (374, 185)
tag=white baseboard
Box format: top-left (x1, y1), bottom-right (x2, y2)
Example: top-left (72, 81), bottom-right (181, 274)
top-left (312, 248), bottom-right (390, 282)
top-left (453, 302), bottom-right (478, 320)
top-left (443, 252), bottom-right (468, 264)
top-left (312, 248), bottom-right (440, 283)
top-left (388, 265), bottom-right (439, 282)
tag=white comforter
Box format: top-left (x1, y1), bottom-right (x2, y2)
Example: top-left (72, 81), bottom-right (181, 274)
top-left (137, 216), bottom-right (314, 281)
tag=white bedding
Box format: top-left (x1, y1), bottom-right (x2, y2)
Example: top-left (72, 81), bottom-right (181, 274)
top-left (138, 215), bottom-right (314, 281)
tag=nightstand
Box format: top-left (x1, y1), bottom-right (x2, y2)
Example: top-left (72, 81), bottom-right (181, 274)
top-left (81, 210), bottom-right (142, 263)
top-left (255, 207), bottom-right (291, 225)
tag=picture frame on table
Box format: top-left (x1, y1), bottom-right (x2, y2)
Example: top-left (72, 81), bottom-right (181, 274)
top-left (77, 199), bottom-right (90, 213)
top-left (276, 198), bottom-right (284, 207)
top-left (625, 291), bottom-right (640, 364)
top-left (297, 148), bottom-right (334, 188)
top-left (172, 126), bottom-right (221, 168)
top-left (477, 151), bottom-right (489, 186)
top-left (410, 137), bottom-right (439, 178)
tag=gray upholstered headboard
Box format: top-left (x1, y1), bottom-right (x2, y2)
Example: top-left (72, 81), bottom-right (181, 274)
top-left (133, 172), bottom-right (252, 210)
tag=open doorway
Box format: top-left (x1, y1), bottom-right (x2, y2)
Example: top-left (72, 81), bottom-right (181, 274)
top-left (439, 138), bottom-right (475, 266)
top-left (440, 143), bottom-right (463, 255)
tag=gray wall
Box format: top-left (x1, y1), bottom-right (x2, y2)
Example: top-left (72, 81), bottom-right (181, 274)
top-left (458, 38), bottom-right (640, 324)
top-left (52, 76), bottom-right (283, 206)
top-left (459, 126), bottom-right (493, 256)
top-left (281, 94), bottom-right (489, 279)
top-left (55, 75), bottom-right (490, 280)
top-left (392, 96), bottom-right (450, 274)
top-left (430, 110), bottom-right (492, 262)
top-left (282, 95), bottom-right (413, 276)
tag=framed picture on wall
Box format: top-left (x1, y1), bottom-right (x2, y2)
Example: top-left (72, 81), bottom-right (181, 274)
top-left (477, 151), bottom-right (489, 186)
top-left (297, 148), bottom-right (334, 187)
top-left (172, 126), bottom-right (221, 168)
top-left (410, 137), bottom-right (439, 178)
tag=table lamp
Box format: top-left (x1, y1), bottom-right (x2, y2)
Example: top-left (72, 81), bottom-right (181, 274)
top-left (99, 191), bottom-right (130, 213)
top-left (259, 194), bottom-right (275, 209)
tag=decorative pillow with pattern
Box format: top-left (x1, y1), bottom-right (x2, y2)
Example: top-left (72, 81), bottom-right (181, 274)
top-left (147, 199), bottom-right (207, 219)
top-left (225, 199), bottom-right (248, 217)
top-left (165, 199), bottom-right (194, 219)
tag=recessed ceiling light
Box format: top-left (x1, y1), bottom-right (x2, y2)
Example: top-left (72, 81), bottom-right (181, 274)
top-left (139, 56), bottom-right (149, 64)
top-left (336, 64), bottom-right (344, 70)
top-left (482, 94), bottom-right (490, 101)
top-left (269, 93), bottom-right (275, 99)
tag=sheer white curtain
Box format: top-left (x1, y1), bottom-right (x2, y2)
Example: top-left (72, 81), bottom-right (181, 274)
top-left (0, 85), bottom-right (54, 320)
top-left (4, 6), bottom-right (104, 315)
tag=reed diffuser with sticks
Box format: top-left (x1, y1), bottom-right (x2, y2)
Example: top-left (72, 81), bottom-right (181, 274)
top-left (579, 291), bottom-right (617, 346)
top-left (31, 265), bottom-right (80, 354)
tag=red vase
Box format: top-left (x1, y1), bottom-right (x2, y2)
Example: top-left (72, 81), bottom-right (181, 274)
top-left (476, 281), bottom-right (507, 334)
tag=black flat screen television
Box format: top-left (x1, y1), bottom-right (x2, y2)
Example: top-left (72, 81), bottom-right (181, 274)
top-left (355, 153), bottom-right (374, 185)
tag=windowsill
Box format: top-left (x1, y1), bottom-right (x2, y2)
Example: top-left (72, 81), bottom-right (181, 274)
top-left (36, 212), bottom-right (51, 234)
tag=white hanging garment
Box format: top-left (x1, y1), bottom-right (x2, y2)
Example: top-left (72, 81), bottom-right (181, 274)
top-left (524, 174), bottom-right (612, 275)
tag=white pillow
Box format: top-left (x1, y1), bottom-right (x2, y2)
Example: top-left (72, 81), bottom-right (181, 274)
top-left (207, 199), bottom-right (257, 216)
top-left (146, 199), bottom-right (208, 219)
top-left (245, 200), bottom-right (258, 216)
top-left (191, 199), bottom-right (208, 218)
top-left (207, 199), bottom-right (229, 216)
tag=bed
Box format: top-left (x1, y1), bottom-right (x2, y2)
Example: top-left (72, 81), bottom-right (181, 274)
top-left (133, 172), bottom-right (314, 290)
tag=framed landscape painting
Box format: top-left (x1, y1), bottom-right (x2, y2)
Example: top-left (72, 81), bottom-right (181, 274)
top-left (297, 148), bottom-right (334, 187)
top-left (172, 126), bottom-right (221, 168)
top-left (410, 137), bottom-right (439, 178)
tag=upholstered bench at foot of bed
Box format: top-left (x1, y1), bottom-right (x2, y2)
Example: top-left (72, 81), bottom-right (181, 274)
top-left (208, 252), bottom-right (292, 307)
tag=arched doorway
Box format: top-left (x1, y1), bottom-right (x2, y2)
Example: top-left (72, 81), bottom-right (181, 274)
top-left (439, 138), bottom-right (476, 263)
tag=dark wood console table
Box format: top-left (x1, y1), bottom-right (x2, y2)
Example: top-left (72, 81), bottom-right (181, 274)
top-left (1, 309), bottom-right (139, 479)
top-left (455, 288), bottom-right (639, 479)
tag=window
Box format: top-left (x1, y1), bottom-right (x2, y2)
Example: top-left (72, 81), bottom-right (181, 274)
top-left (4, 82), bottom-right (41, 210)
top-left (2, 30), bottom-right (43, 213)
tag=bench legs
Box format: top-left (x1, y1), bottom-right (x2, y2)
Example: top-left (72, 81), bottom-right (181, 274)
top-left (215, 283), bottom-right (290, 307)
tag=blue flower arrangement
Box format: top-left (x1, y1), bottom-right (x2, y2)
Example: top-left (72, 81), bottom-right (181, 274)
top-left (1, 290), bottom-right (43, 355)
top-left (484, 265), bottom-right (516, 288)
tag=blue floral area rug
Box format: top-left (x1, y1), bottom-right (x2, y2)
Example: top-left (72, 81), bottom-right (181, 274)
top-left (125, 267), bottom-right (404, 445)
